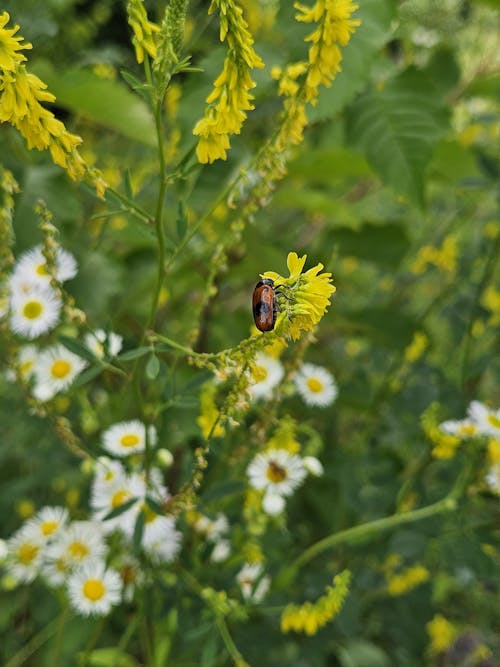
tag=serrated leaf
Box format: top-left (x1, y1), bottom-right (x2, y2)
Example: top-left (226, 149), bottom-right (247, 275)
top-left (117, 347), bottom-right (151, 361)
top-left (59, 335), bottom-right (98, 363)
top-left (31, 61), bottom-right (155, 146)
top-left (346, 67), bottom-right (450, 206)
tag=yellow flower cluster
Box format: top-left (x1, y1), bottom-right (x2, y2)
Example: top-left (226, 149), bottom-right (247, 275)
top-left (262, 252), bottom-right (336, 340)
top-left (481, 285), bottom-right (500, 326)
top-left (266, 419), bottom-right (300, 454)
top-left (386, 563), bottom-right (430, 596)
top-left (410, 235), bottom-right (458, 275)
top-left (403, 331), bottom-right (428, 364)
top-left (295, 0), bottom-right (361, 105)
top-left (0, 166), bottom-right (17, 276)
top-left (421, 403), bottom-right (461, 460)
top-left (281, 570), bottom-right (351, 636)
top-left (426, 614), bottom-right (456, 655)
top-left (193, 0), bottom-right (264, 164)
top-left (0, 12), bottom-right (89, 182)
top-left (126, 0), bottom-right (159, 64)
top-left (197, 381), bottom-right (226, 439)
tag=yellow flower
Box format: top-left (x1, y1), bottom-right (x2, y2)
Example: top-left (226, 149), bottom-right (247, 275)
top-left (193, 0), bottom-right (264, 163)
top-left (126, 0), bottom-right (159, 64)
top-left (0, 15), bottom-right (95, 185)
top-left (426, 614), bottom-right (456, 655)
top-left (281, 570), bottom-right (351, 635)
top-left (197, 382), bottom-right (225, 439)
top-left (0, 12), bottom-right (31, 72)
top-left (262, 251), bottom-right (336, 340)
top-left (404, 331), bottom-right (428, 363)
top-left (295, 0), bottom-right (361, 105)
top-left (386, 564), bottom-right (430, 596)
top-left (487, 439), bottom-right (500, 464)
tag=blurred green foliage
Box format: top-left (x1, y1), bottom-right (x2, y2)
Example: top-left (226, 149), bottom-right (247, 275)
top-left (1, 0), bottom-right (500, 665)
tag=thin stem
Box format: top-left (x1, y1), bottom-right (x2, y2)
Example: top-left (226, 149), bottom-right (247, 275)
top-left (291, 496), bottom-right (457, 571)
top-left (5, 618), bottom-right (59, 667)
top-left (52, 602), bottom-right (70, 667)
top-left (105, 185), bottom-right (152, 224)
top-left (215, 615), bottom-right (249, 667)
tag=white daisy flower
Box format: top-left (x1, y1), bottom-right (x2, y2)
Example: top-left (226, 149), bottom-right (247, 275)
top-left (210, 539), bottom-right (231, 563)
top-left (102, 420), bottom-right (156, 457)
top-left (294, 363), bottom-right (338, 407)
top-left (438, 418), bottom-right (479, 439)
top-left (142, 511), bottom-right (176, 548)
top-left (303, 456), bottom-right (324, 477)
top-left (485, 464), bottom-right (500, 495)
top-left (0, 538), bottom-right (8, 561)
top-left (468, 401), bottom-right (500, 438)
top-left (25, 506), bottom-right (69, 543)
top-left (91, 471), bottom-right (144, 538)
top-left (92, 458), bottom-right (128, 490)
top-left (6, 524), bottom-right (44, 583)
top-left (236, 563), bottom-right (270, 602)
top-left (193, 513), bottom-right (229, 543)
top-left (84, 329), bottom-right (123, 359)
top-left (5, 344), bottom-right (39, 383)
top-left (144, 521), bottom-right (182, 564)
top-left (12, 245), bottom-right (77, 287)
top-left (248, 353), bottom-right (284, 400)
top-left (67, 561), bottom-right (122, 616)
top-left (32, 344), bottom-right (87, 401)
top-left (46, 521), bottom-right (107, 577)
top-left (247, 449), bottom-right (307, 498)
top-left (9, 284), bottom-right (62, 339)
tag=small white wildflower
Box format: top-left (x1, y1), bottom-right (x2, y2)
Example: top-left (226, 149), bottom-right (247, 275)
top-left (9, 284), bottom-right (62, 339)
top-left (67, 561), bottom-right (122, 616)
top-left (247, 449), bottom-right (307, 498)
top-left (294, 363), bottom-right (338, 407)
top-left (101, 420), bottom-right (156, 457)
top-left (236, 563), bottom-right (270, 602)
top-left (32, 344), bottom-right (87, 401)
top-left (84, 329), bottom-right (123, 358)
top-left (248, 353), bottom-right (284, 400)
top-left (468, 401), bottom-right (500, 438)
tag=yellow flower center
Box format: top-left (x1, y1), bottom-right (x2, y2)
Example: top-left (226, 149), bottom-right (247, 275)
top-left (488, 414), bottom-right (500, 429)
top-left (142, 503), bottom-right (158, 524)
top-left (18, 542), bottom-right (39, 564)
top-left (51, 359), bottom-right (71, 379)
top-left (252, 365), bottom-right (268, 383)
top-left (41, 520), bottom-right (58, 536)
top-left (83, 578), bottom-right (105, 602)
top-left (111, 489), bottom-right (131, 508)
top-left (35, 262), bottom-right (49, 276)
top-left (104, 470), bottom-right (115, 481)
top-left (68, 540), bottom-right (89, 560)
top-left (120, 433), bottom-right (140, 448)
top-left (458, 424), bottom-right (477, 436)
top-left (266, 460), bottom-right (287, 484)
top-left (306, 377), bottom-right (323, 394)
top-left (22, 300), bottom-right (43, 320)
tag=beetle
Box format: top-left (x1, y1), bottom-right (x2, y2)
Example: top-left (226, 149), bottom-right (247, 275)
top-left (252, 278), bottom-right (278, 332)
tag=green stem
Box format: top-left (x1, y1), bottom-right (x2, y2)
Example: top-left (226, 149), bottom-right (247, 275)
top-left (5, 618), bottom-right (59, 667)
top-left (105, 185), bottom-right (152, 224)
top-left (215, 615), bottom-right (249, 667)
top-left (291, 496), bottom-right (457, 571)
top-left (460, 232), bottom-right (500, 388)
top-left (52, 602), bottom-right (70, 667)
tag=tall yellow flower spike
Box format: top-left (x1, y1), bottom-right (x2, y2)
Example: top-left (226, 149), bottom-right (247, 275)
top-left (0, 12), bottom-right (104, 191)
top-left (193, 0), bottom-right (264, 163)
top-left (262, 252), bottom-right (336, 340)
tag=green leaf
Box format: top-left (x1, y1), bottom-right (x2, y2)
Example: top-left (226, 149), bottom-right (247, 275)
top-left (201, 480), bottom-right (245, 504)
top-left (59, 335), bottom-right (98, 363)
top-left (31, 61), bottom-right (155, 146)
top-left (145, 354), bottom-right (160, 379)
top-left (71, 365), bottom-right (104, 389)
top-left (338, 640), bottom-right (391, 667)
top-left (102, 497), bottom-right (138, 521)
top-left (330, 222), bottom-right (410, 268)
top-left (144, 495), bottom-right (164, 515)
top-left (84, 648), bottom-right (138, 667)
top-left (117, 347), bottom-right (151, 361)
top-left (346, 67), bottom-right (450, 206)
top-left (133, 510), bottom-right (145, 551)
